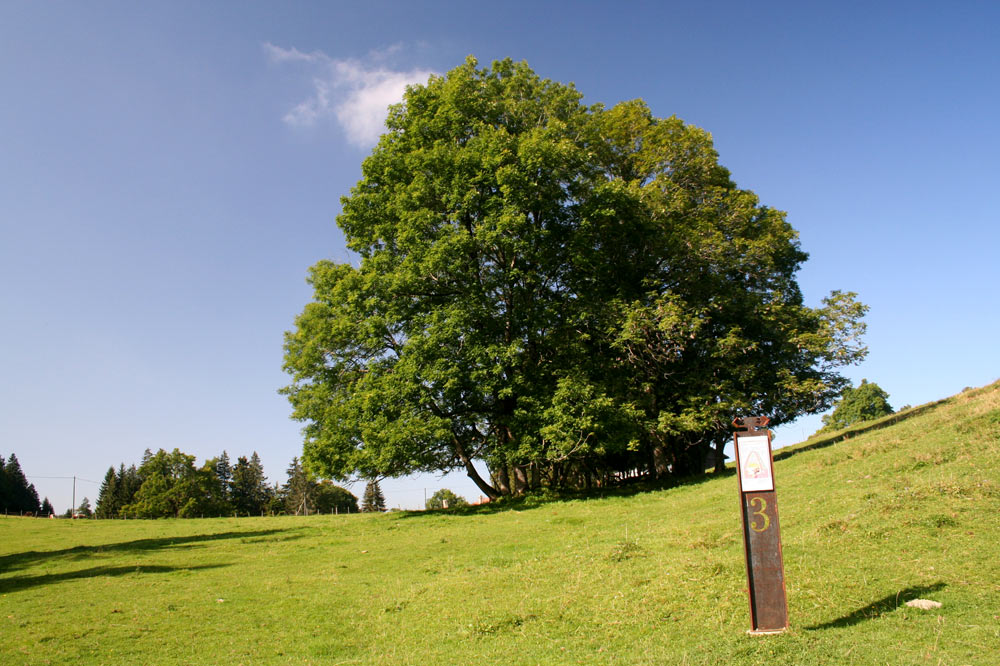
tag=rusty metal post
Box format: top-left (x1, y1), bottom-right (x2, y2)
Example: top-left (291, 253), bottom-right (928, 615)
top-left (733, 416), bottom-right (789, 634)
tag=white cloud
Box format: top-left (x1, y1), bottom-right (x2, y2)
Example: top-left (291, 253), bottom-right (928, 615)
top-left (265, 43), bottom-right (436, 147)
top-left (263, 42), bottom-right (326, 64)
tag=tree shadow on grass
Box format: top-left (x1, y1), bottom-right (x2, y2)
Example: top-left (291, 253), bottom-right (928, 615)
top-left (0, 563), bottom-right (230, 594)
top-left (804, 582), bottom-right (947, 630)
top-left (0, 529), bottom-right (298, 574)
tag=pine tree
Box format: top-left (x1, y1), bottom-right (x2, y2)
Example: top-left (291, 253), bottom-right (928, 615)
top-left (231, 456), bottom-right (253, 514)
top-left (283, 457), bottom-right (314, 516)
top-left (248, 452), bottom-right (271, 514)
top-left (4, 454), bottom-right (40, 514)
top-left (116, 464), bottom-right (142, 512)
top-left (0, 452), bottom-right (8, 511)
top-left (76, 497), bottom-right (92, 518)
top-left (41, 497), bottom-right (54, 517)
top-left (361, 479), bottom-right (386, 512)
top-left (26, 482), bottom-right (40, 515)
top-left (215, 451), bottom-right (233, 501)
top-left (232, 453), bottom-right (271, 515)
top-left (95, 466), bottom-right (119, 518)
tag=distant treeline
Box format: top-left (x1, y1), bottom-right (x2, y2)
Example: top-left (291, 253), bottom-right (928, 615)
top-left (94, 449), bottom-right (358, 519)
top-left (0, 453), bottom-right (47, 515)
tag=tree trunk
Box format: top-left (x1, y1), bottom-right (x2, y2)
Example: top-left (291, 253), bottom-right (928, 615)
top-left (453, 437), bottom-right (499, 500)
top-left (513, 465), bottom-right (528, 495)
top-left (494, 464), bottom-right (511, 496)
top-left (714, 436), bottom-right (727, 474)
top-left (651, 443), bottom-right (670, 478)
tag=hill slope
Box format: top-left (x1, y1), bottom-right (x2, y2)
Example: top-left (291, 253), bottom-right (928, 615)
top-left (2, 381), bottom-right (998, 665)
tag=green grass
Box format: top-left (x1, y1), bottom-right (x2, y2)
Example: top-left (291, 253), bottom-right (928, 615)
top-left (3, 381), bottom-right (999, 665)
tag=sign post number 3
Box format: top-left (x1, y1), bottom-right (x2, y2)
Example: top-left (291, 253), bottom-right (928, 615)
top-left (734, 416), bottom-right (789, 634)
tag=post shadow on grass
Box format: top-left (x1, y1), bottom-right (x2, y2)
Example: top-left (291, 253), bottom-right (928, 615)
top-left (0, 563), bottom-right (230, 594)
top-left (804, 582), bottom-right (947, 630)
top-left (0, 529), bottom-right (299, 574)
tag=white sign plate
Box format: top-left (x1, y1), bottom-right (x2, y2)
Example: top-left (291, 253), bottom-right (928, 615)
top-left (737, 435), bottom-right (774, 492)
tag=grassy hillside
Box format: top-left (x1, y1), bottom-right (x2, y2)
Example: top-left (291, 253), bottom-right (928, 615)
top-left (2, 381), bottom-right (998, 665)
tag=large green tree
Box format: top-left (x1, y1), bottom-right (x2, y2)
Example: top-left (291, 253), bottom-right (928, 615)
top-left (282, 58), bottom-right (867, 498)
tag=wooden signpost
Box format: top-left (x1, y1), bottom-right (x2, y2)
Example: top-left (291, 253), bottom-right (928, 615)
top-left (733, 416), bottom-right (789, 634)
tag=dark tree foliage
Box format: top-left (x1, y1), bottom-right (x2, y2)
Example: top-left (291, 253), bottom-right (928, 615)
top-left (820, 379), bottom-right (893, 432)
top-left (2, 454), bottom-right (40, 514)
top-left (231, 453), bottom-right (272, 516)
top-left (313, 481), bottom-right (358, 514)
top-left (361, 479), bottom-right (386, 513)
top-left (41, 497), bottom-right (54, 517)
top-left (282, 58), bottom-right (869, 497)
top-left (0, 453), bottom-right (7, 510)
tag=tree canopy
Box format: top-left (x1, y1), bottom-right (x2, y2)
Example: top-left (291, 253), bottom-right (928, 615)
top-left (282, 57), bottom-right (868, 499)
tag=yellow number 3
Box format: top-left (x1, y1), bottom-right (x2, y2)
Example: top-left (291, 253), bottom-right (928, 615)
top-left (749, 496), bottom-right (770, 533)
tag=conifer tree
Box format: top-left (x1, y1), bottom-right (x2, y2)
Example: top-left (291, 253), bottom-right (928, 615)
top-left (361, 479), bottom-right (385, 512)
top-left (283, 457), bottom-right (314, 515)
top-left (215, 451), bottom-right (233, 500)
top-left (116, 464), bottom-right (142, 511)
top-left (232, 453), bottom-right (271, 515)
top-left (41, 497), bottom-right (54, 517)
top-left (76, 497), bottom-right (92, 518)
top-left (95, 466), bottom-right (119, 518)
top-left (4, 454), bottom-right (40, 514)
top-left (0, 452), bottom-right (9, 511)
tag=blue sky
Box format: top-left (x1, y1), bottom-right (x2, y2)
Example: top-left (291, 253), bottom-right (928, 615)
top-left (2, 1), bottom-right (997, 512)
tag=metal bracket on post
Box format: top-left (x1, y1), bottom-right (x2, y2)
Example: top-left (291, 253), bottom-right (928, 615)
top-left (733, 415), bottom-right (789, 635)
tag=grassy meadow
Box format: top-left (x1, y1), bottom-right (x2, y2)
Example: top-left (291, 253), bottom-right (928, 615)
top-left (2, 381), bottom-right (999, 665)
